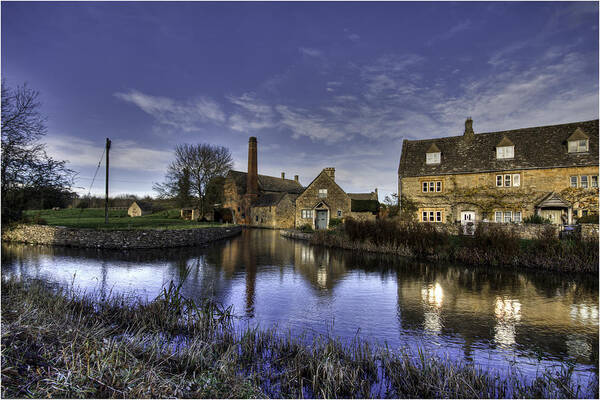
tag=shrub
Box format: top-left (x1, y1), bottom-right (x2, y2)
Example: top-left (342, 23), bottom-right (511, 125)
top-left (577, 214), bottom-right (599, 224)
top-left (523, 214), bottom-right (551, 224)
top-left (328, 217), bottom-right (343, 228)
top-left (299, 224), bottom-right (314, 233)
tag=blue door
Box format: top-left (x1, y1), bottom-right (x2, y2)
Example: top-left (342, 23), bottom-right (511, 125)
top-left (316, 210), bottom-right (328, 230)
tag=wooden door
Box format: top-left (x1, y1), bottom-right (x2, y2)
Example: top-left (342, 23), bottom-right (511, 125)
top-left (316, 210), bottom-right (328, 230)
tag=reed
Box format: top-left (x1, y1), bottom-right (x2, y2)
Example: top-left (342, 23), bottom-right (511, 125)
top-left (2, 277), bottom-right (597, 398)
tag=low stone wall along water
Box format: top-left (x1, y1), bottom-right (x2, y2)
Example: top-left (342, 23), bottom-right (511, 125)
top-left (1, 224), bottom-right (242, 249)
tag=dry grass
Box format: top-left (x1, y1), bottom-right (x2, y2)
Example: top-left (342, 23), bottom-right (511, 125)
top-left (2, 277), bottom-right (597, 398)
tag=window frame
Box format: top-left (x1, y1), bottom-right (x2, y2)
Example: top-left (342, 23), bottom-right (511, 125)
top-left (568, 139), bottom-right (589, 153)
top-left (504, 174), bottom-right (511, 187)
top-left (426, 152), bottom-right (441, 165)
top-left (495, 211), bottom-right (503, 222)
top-left (337, 210), bottom-right (342, 217)
top-left (581, 175), bottom-right (589, 189)
top-left (422, 211), bottom-right (428, 222)
top-left (514, 211), bottom-right (522, 223)
top-left (422, 182), bottom-right (428, 192)
top-left (496, 146), bottom-right (514, 159)
top-left (592, 175), bottom-right (598, 188)
top-left (435, 211), bottom-right (442, 222)
top-left (436, 181), bottom-right (442, 192)
top-left (512, 174), bottom-right (520, 187)
top-left (496, 175), bottom-right (503, 187)
top-left (318, 189), bottom-right (327, 198)
top-left (570, 176), bottom-right (578, 188)
top-left (302, 209), bottom-right (313, 219)
top-left (429, 182), bottom-right (435, 192)
top-left (504, 211), bottom-right (512, 223)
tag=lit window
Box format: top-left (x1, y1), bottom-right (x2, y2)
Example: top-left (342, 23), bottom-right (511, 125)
top-left (496, 175), bottom-right (503, 187)
top-left (570, 176), bottom-right (578, 188)
top-left (337, 210), bottom-right (342, 217)
top-left (512, 174), bottom-right (520, 187)
top-left (504, 174), bottom-right (511, 187)
top-left (436, 181), bottom-right (442, 192)
top-left (504, 211), bottom-right (512, 223)
top-left (422, 211), bottom-right (428, 222)
top-left (514, 211), bottom-right (522, 222)
top-left (581, 176), bottom-right (589, 189)
top-left (592, 176), bottom-right (598, 188)
top-left (495, 211), bottom-right (503, 222)
top-left (422, 182), bottom-right (428, 192)
top-left (318, 189), bottom-right (327, 198)
top-left (436, 211), bottom-right (442, 222)
top-left (426, 152), bottom-right (441, 164)
top-left (429, 182), bottom-right (435, 192)
top-left (568, 139), bottom-right (588, 153)
top-left (496, 146), bottom-right (514, 159)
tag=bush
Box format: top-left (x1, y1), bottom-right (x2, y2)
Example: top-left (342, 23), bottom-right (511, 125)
top-left (577, 214), bottom-right (599, 224)
top-left (328, 218), bottom-right (343, 228)
top-left (523, 214), bottom-right (551, 224)
top-left (299, 224), bottom-right (314, 233)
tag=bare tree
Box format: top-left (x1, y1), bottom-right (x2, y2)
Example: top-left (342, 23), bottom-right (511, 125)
top-left (1, 81), bottom-right (75, 223)
top-left (154, 143), bottom-right (233, 215)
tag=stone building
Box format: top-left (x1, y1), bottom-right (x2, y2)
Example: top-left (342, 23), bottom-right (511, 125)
top-left (398, 119), bottom-right (599, 225)
top-left (223, 137), bottom-right (304, 228)
top-left (295, 168), bottom-right (378, 229)
top-left (128, 201), bottom-right (152, 217)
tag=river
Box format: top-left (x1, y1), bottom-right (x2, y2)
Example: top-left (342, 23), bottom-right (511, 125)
top-left (2, 228), bottom-right (598, 384)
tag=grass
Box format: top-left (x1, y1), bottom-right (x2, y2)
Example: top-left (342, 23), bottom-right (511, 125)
top-left (2, 276), bottom-right (597, 398)
top-left (22, 208), bottom-right (230, 230)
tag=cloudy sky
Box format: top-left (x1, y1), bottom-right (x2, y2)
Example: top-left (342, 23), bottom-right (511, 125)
top-left (2, 1), bottom-right (598, 199)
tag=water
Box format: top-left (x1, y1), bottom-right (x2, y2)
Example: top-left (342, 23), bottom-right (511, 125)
top-left (2, 229), bottom-right (598, 384)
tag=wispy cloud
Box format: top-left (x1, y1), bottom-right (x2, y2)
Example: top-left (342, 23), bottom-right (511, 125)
top-left (275, 105), bottom-right (345, 143)
top-left (426, 20), bottom-right (472, 46)
top-left (227, 93), bottom-right (276, 132)
top-left (299, 47), bottom-right (322, 57)
top-left (114, 89), bottom-right (226, 132)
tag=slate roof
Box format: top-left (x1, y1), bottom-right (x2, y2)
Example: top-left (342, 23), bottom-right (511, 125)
top-left (131, 201), bottom-right (152, 211)
top-left (398, 120), bottom-right (599, 177)
top-left (348, 192), bottom-right (377, 201)
top-left (227, 170), bottom-right (304, 194)
top-left (253, 192), bottom-right (285, 207)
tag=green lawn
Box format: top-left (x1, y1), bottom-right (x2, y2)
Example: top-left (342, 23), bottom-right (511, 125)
top-left (24, 208), bottom-right (231, 230)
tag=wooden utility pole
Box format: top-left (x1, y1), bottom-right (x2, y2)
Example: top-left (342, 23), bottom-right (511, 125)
top-left (105, 138), bottom-right (111, 224)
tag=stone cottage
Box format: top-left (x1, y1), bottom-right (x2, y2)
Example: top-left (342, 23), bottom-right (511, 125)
top-left (128, 201), bottom-right (152, 217)
top-left (295, 168), bottom-right (378, 230)
top-left (223, 137), bottom-right (304, 228)
top-left (398, 119), bottom-right (599, 225)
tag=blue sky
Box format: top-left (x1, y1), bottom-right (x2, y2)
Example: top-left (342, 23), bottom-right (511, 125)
top-left (2, 1), bottom-right (598, 200)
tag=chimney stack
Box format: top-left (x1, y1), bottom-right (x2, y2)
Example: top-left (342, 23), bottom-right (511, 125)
top-left (324, 167), bottom-right (335, 181)
top-left (464, 117), bottom-right (474, 139)
top-left (247, 137), bottom-right (258, 196)
top-left (281, 172), bottom-right (285, 180)
top-left (374, 188), bottom-right (378, 201)
top-left (294, 175), bottom-right (299, 183)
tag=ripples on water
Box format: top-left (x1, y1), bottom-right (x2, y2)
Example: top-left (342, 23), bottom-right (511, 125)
top-left (2, 229), bottom-right (598, 384)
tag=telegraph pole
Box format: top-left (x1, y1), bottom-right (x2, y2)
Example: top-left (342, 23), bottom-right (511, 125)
top-left (105, 138), bottom-right (111, 224)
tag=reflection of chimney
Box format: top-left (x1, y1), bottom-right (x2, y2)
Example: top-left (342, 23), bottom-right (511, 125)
top-left (247, 137), bottom-right (258, 195)
top-left (324, 167), bottom-right (335, 181)
top-left (294, 175), bottom-right (299, 183)
top-left (281, 172), bottom-right (285, 180)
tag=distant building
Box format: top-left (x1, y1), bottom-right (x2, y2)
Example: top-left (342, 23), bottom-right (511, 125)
top-left (295, 168), bottom-right (378, 229)
top-left (398, 119), bottom-right (599, 225)
top-left (128, 201), bottom-right (152, 217)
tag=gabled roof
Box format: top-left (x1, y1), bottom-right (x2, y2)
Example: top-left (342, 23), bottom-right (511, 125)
top-left (536, 191), bottom-right (571, 208)
top-left (253, 192), bottom-right (286, 207)
top-left (398, 120), bottom-right (599, 177)
top-left (348, 192), bottom-right (377, 201)
top-left (426, 143), bottom-right (441, 153)
top-left (496, 136), bottom-right (514, 147)
top-left (227, 170), bottom-right (304, 194)
top-left (567, 127), bottom-right (590, 141)
top-left (131, 201), bottom-right (152, 211)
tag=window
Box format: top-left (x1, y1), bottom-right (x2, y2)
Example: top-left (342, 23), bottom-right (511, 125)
top-left (568, 139), bottom-right (589, 153)
top-left (570, 176), bottom-right (578, 188)
top-left (581, 175), bottom-right (589, 189)
top-left (337, 210), bottom-right (342, 217)
top-left (237, 207), bottom-right (240, 212)
top-left (495, 211), bottom-right (503, 222)
top-left (429, 211), bottom-right (434, 221)
top-left (592, 176), bottom-right (598, 188)
top-left (496, 146), bottom-right (514, 159)
top-left (422, 180), bottom-right (442, 192)
top-left (421, 209), bottom-right (443, 222)
top-left (255, 216), bottom-right (258, 222)
top-left (318, 189), bottom-right (327, 198)
top-left (504, 174), bottom-right (511, 187)
top-left (301, 209), bottom-right (313, 219)
top-left (422, 211), bottom-right (428, 222)
top-left (582, 210), bottom-right (589, 217)
top-left (496, 175), bottom-right (503, 187)
top-left (426, 152), bottom-right (441, 164)
top-left (504, 211), bottom-right (512, 223)
top-left (514, 211), bottom-right (522, 222)
top-left (435, 211), bottom-right (442, 222)
top-left (512, 174), bottom-right (520, 187)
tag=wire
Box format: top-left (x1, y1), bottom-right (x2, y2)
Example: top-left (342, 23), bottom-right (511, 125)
top-left (77, 146), bottom-right (106, 222)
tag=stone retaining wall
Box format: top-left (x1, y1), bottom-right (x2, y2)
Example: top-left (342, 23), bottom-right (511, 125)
top-left (1, 224), bottom-right (242, 249)
top-left (280, 230), bottom-right (313, 241)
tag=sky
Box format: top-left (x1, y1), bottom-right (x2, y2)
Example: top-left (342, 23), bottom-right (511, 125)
top-left (2, 1), bottom-right (598, 200)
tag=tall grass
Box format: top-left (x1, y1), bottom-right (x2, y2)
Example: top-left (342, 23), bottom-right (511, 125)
top-left (2, 277), bottom-right (597, 398)
top-left (312, 220), bottom-right (598, 273)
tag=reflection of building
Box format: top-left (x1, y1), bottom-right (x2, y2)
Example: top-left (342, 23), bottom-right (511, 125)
top-left (494, 297), bottom-right (521, 347)
top-left (292, 242), bottom-right (348, 291)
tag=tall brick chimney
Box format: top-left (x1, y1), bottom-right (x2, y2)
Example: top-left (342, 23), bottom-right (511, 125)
top-left (464, 117), bottom-right (474, 139)
top-left (324, 167), bottom-right (335, 181)
top-left (247, 137), bottom-right (258, 196)
top-left (281, 172), bottom-right (285, 180)
top-left (294, 175), bottom-right (299, 183)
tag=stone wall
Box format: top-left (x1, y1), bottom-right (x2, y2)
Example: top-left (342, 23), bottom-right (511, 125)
top-left (580, 223), bottom-right (599, 240)
top-left (400, 166), bottom-right (599, 223)
top-left (2, 224), bottom-right (242, 249)
top-left (280, 229), bottom-right (312, 241)
top-left (295, 170), bottom-right (350, 229)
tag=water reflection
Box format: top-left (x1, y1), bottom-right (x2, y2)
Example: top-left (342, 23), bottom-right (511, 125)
top-left (2, 230), bottom-right (598, 380)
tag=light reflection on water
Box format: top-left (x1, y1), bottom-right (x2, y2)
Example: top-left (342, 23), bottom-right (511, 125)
top-left (2, 229), bottom-right (598, 383)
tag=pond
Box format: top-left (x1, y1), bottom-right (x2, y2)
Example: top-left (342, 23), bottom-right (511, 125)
top-left (2, 229), bottom-right (598, 384)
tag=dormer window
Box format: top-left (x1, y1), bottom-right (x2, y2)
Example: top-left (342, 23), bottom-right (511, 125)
top-left (425, 143), bottom-right (441, 164)
top-left (567, 127), bottom-right (590, 153)
top-left (496, 136), bottom-right (514, 159)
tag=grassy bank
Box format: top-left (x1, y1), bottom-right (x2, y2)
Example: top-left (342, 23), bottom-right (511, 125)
top-left (22, 208), bottom-right (227, 230)
top-left (2, 277), bottom-right (597, 398)
top-left (310, 220), bottom-right (598, 274)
